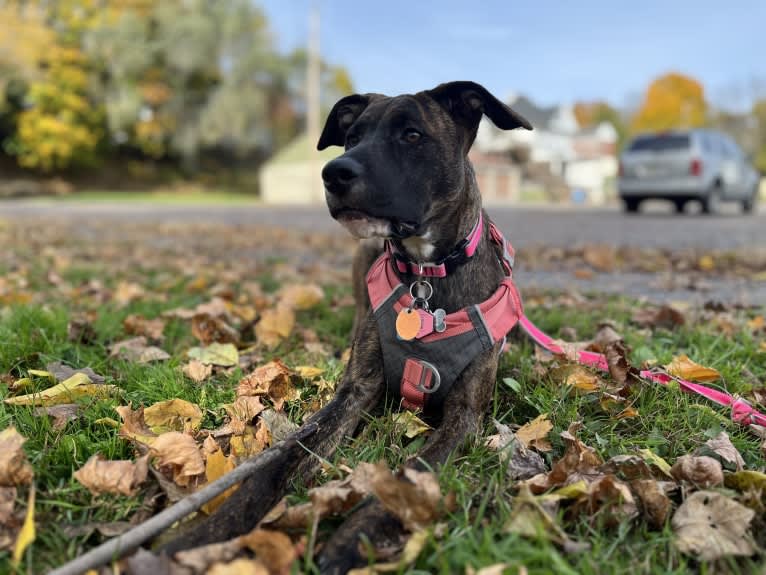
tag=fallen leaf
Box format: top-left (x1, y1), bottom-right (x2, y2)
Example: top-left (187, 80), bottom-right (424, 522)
top-left (0, 428), bottom-right (34, 486)
top-left (182, 360), bottom-right (213, 383)
top-left (361, 462), bottom-right (444, 532)
top-left (724, 470), bottom-right (766, 494)
top-left (237, 360), bottom-right (297, 408)
top-left (577, 474), bottom-right (638, 527)
top-left (672, 491), bottom-right (755, 560)
top-left (465, 564), bottom-right (510, 575)
top-left (637, 449), bottom-right (673, 478)
top-left (392, 412), bottom-right (432, 439)
top-left (700, 431), bottom-right (745, 471)
top-left (746, 316), bottom-right (765, 333)
top-left (295, 365), bottom-right (324, 379)
top-left (188, 343), bottom-right (239, 367)
top-left (604, 340), bottom-right (640, 388)
top-left (631, 479), bottom-right (673, 529)
top-left (278, 284), bottom-right (324, 310)
top-left (174, 539), bottom-right (243, 573)
top-left (515, 414), bottom-right (554, 452)
top-left (697, 254), bottom-right (715, 272)
top-left (201, 448), bottom-right (238, 515)
top-left (254, 304), bottom-right (295, 349)
top-left (73, 454), bottom-right (149, 496)
top-left (3, 373), bottom-right (118, 407)
top-left (62, 521), bottom-right (132, 538)
top-left (208, 558), bottom-right (269, 575)
top-left (12, 485), bottom-right (34, 566)
top-left (582, 245), bottom-right (616, 272)
top-left (143, 399), bottom-right (203, 433)
top-left (550, 365), bottom-right (601, 392)
top-left (546, 423), bottom-right (604, 489)
top-left (45, 362), bottom-right (105, 384)
top-left (230, 421), bottom-right (270, 459)
top-left (222, 396), bottom-right (266, 424)
top-left (34, 403), bottom-right (81, 430)
top-left (115, 404), bottom-right (158, 447)
top-left (67, 313), bottom-right (98, 344)
top-left (150, 432), bottom-right (205, 487)
top-left (488, 421), bottom-right (547, 481)
top-left (664, 355), bottom-right (720, 382)
top-left (113, 281), bottom-right (145, 306)
top-left (0, 486), bottom-right (16, 525)
top-left (238, 528), bottom-right (296, 575)
top-left (192, 313), bottom-right (240, 345)
top-left (670, 455), bottom-right (723, 488)
top-left (110, 337), bottom-right (170, 364)
top-left (123, 314), bottom-right (166, 342)
top-left (632, 306), bottom-right (685, 330)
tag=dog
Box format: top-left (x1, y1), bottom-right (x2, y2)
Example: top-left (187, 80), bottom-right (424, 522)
top-left (163, 81), bottom-right (532, 573)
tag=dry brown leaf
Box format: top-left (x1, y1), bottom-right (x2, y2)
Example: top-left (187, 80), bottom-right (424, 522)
top-left (550, 365), bottom-right (601, 392)
top-left (664, 355), bottom-right (720, 382)
top-left (115, 404), bottom-right (158, 447)
top-left (0, 486), bottom-right (16, 525)
top-left (632, 306), bottom-right (685, 330)
top-left (582, 245), bottom-right (616, 272)
top-left (237, 360), bottom-right (298, 409)
top-left (670, 455), bottom-right (723, 488)
top-left (34, 403), bottom-right (81, 430)
top-left (746, 315), bottom-right (765, 333)
top-left (546, 423), bottom-right (604, 488)
top-left (187, 343), bottom-right (239, 367)
top-left (516, 414), bottom-right (554, 452)
top-left (361, 461), bottom-right (444, 532)
top-left (110, 336), bottom-right (170, 364)
top-left (174, 539), bottom-right (243, 573)
top-left (0, 428), bottom-right (33, 487)
top-left (465, 564), bottom-right (510, 575)
top-left (182, 360), bottom-right (213, 383)
top-left (260, 410), bottom-right (297, 443)
top-left (672, 491), bottom-right (756, 560)
top-left (577, 474), bottom-right (638, 527)
top-left (192, 313), bottom-right (240, 345)
top-left (123, 314), bottom-right (166, 342)
top-left (113, 281), bottom-right (145, 306)
top-left (143, 399), bottom-right (203, 433)
top-left (631, 479), bottom-right (673, 529)
top-left (46, 362), bottom-right (105, 384)
top-left (701, 431), bottom-right (745, 471)
top-left (488, 421), bottom-right (547, 481)
top-left (254, 304), bottom-right (295, 349)
top-left (150, 432), bottom-right (205, 487)
top-left (278, 284), bottom-right (324, 310)
top-left (222, 396), bottom-right (266, 423)
top-left (67, 313), bottom-right (98, 344)
top-left (230, 421), bottom-right (270, 459)
top-left (73, 454), bottom-right (149, 496)
top-left (238, 528), bottom-right (296, 575)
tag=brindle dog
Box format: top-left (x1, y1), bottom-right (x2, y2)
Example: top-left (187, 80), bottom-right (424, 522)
top-left (163, 81), bottom-right (531, 573)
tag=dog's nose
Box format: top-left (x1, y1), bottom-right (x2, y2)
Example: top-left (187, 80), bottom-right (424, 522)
top-left (322, 157), bottom-right (363, 195)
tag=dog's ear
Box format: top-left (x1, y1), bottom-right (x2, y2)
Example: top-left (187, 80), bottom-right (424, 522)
top-left (426, 81), bottom-right (532, 145)
top-left (317, 94), bottom-right (374, 150)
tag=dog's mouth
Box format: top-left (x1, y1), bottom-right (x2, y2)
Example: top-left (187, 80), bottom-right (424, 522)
top-left (332, 208), bottom-right (419, 239)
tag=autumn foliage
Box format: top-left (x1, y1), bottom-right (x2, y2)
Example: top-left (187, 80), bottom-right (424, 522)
top-left (631, 72), bottom-right (708, 133)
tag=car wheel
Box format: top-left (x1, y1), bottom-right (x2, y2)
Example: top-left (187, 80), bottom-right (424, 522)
top-left (673, 199), bottom-right (687, 214)
top-left (623, 198), bottom-right (641, 213)
top-left (742, 186), bottom-right (759, 214)
top-left (701, 183), bottom-right (722, 215)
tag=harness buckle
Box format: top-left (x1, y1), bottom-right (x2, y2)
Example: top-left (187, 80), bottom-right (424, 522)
top-left (415, 360), bottom-right (441, 394)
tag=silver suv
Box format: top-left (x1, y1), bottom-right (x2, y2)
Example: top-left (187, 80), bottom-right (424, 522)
top-left (618, 129), bottom-right (760, 214)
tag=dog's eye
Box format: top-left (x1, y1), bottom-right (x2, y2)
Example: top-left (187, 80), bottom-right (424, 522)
top-left (345, 134), bottom-right (360, 148)
top-left (402, 129), bottom-right (421, 144)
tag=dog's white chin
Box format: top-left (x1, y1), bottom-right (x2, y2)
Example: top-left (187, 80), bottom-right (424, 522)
top-left (337, 215), bottom-right (392, 239)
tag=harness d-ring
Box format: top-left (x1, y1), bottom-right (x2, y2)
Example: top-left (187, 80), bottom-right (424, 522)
top-left (415, 360), bottom-right (441, 394)
top-left (409, 280), bottom-right (433, 301)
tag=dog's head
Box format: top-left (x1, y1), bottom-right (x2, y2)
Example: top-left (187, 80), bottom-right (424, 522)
top-left (317, 81), bottom-right (531, 240)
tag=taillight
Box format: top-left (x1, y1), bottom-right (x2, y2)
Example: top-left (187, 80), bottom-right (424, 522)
top-left (690, 158), bottom-right (703, 176)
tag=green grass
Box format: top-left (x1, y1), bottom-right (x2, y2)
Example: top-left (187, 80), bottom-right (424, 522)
top-left (1, 237), bottom-right (765, 573)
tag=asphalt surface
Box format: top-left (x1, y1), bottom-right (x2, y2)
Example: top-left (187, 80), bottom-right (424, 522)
top-left (2, 200), bottom-right (765, 305)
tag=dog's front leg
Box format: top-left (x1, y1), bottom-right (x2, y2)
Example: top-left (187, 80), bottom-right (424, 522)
top-left (317, 343), bottom-right (502, 574)
top-left (161, 317), bottom-right (385, 555)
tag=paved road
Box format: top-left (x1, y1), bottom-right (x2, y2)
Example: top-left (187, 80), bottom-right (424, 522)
top-left (2, 200), bottom-right (765, 250)
top-left (2, 200), bottom-right (765, 305)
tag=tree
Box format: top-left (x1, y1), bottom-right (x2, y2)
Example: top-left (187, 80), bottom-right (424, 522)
top-left (631, 72), bottom-right (707, 133)
top-left (753, 99), bottom-right (766, 173)
top-left (574, 100), bottom-right (628, 147)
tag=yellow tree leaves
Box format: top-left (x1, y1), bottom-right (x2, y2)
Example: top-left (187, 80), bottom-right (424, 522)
top-left (631, 72), bottom-right (707, 133)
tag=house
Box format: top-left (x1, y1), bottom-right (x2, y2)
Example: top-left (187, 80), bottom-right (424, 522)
top-left (473, 95), bottom-right (618, 204)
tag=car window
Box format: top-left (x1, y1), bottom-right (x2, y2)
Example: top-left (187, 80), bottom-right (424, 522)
top-left (700, 133), bottom-right (715, 154)
top-left (628, 134), bottom-right (690, 152)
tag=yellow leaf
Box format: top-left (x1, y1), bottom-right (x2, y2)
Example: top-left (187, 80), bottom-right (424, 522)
top-left (150, 432), bottom-right (205, 487)
top-left (550, 365), bottom-right (601, 392)
top-left (3, 373), bottom-right (118, 406)
top-left (93, 417), bottom-right (120, 428)
top-left (746, 316), bottom-right (765, 332)
top-left (26, 370), bottom-right (55, 383)
top-left (516, 414), bottom-right (553, 452)
top-left (254, 304), bottom-right (295, 349)
top-left (724, 470), bottom-right (766, 493)
top-left (143, 399), bottom-right (203, 433)
top-left (295, 365), bottom-right (324, 378)
top-left (665, 355), bottom-right (720, 382)
top-left (187, 343), bottom-right (239, 367)
top-left (698, 255), bottom-right (715, 271)
top-left (278, 284), bottom-right (324, 310)
top-left (392, 412), bottom-right (432, 439)
top-left (12, 485), bottom-right (35, 566)
top-left (347, 529), bottom-right (430, 574)
top-left (201, 448), bottom-right (238, 515)
top-left (638, 448), bottom-right (674, 478)
top-left (760, 341), bottom-right (766, 353)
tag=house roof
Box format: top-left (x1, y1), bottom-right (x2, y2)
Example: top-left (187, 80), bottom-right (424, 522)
top-left (507, 95), bottom-right (557, 131)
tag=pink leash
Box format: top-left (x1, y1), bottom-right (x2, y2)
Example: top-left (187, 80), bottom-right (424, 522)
top-left (518, 314), bottom-right (766, 427)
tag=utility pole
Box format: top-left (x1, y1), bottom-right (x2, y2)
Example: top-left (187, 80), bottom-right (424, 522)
top-left (307, 2), bottom-right (321, 202)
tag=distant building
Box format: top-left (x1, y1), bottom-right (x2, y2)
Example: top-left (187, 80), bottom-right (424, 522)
top-left (473, 95), bottom-right (618, 204)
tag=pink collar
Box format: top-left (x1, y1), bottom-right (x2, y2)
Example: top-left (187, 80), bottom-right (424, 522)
top-left (387, 212), bottom-right (484, 278)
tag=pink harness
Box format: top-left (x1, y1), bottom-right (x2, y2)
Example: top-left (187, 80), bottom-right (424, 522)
top-left (368, 217), bottom-right (766, 427)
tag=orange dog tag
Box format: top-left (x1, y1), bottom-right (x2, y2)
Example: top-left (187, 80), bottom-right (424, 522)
top-left (396, 308), bottom-right (421, 341)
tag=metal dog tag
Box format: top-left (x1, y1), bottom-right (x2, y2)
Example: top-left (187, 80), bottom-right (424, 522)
top-left (433, 308), bottom-right (447, 332)
top-left (396, 308), bottom-right (421, 341)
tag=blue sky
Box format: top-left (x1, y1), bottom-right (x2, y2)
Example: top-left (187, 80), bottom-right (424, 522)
top-left (258, 0), bottom-right (763, 111)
